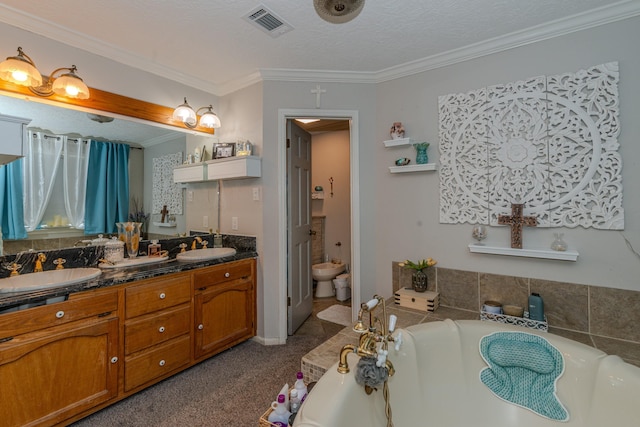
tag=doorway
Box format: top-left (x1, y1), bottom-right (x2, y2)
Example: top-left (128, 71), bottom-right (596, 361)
top-left (278, 109), bottom-right (361, 340)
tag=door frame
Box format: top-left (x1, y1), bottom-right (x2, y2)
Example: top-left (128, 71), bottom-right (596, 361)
top-left (277, 109), bottom-right (360, 341)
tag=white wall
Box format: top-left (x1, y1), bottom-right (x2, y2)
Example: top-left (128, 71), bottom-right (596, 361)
top-left (374, 16), bottom-right (640, 293)
top-left (311, 130), bottom-right (351, 267)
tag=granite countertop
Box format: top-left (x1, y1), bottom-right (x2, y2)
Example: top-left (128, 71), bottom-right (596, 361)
top-left (0, 250), bottom-right (257, 311)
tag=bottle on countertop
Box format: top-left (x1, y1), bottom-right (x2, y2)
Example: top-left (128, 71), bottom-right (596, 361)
top-left (213, 230), bottom-right (223, 248)
top-left (289, 388), bottom-right (301, 414)
top-left (294, 371), bottom-right (308, 402)
top-left (528, 292), bottom-right (545, 321)
top-left (148, 240), bottom-right (161, 257)
top-left (267, 394), bottom-right (291, 427)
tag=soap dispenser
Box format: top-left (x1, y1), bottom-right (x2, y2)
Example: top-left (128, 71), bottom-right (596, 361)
top-left (528, 293), bottom-right (545, 321)
top-left (213, 230), bottom-right (223, 248)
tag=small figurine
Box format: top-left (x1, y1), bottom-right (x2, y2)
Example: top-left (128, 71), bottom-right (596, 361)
top-left (395, 157), bottom-right (410, 166)
top-left (390, 122), bottom-right (405, 140)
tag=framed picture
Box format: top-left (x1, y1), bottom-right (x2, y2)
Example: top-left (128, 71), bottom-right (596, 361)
top-left (213, 143), bottom-right (235, 159)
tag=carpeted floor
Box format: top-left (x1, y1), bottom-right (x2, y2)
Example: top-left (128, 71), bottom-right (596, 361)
top-left (72, 335), bottom-right (327, 426)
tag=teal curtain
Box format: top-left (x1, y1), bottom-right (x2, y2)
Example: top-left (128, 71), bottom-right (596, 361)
top-left (85, 141), bottom-right (130, 234)
top-left (0, 159), bottom-right (27, 240)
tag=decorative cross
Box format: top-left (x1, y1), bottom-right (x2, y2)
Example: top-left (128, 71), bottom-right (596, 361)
top-left (311, 85), bottom-right (326, 108)
top-left (160, 205), bottom-right (169, 223)
top-left (497, 203), bottom-right (537, 249)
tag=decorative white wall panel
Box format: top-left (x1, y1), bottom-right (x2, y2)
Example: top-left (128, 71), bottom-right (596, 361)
top-left (152, 152), bottom-right (183, 216)
top-left (439, 62), bottom-right (622, 229)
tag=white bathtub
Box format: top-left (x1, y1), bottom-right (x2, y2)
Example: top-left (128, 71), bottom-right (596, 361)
top-left (294, 319), bottom-right (640, 426)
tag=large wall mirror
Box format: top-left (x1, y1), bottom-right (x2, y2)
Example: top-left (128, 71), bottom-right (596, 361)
top-left (0, 92), bottom-right (217, 256)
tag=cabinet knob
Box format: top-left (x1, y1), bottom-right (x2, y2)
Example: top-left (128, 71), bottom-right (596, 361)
top-left (55, 310), bottom-right (65, 319)
top-left (159, 292), bottom-right (166, 299)
top-left (158, 326), bottom-right (165, 333)
top-left (111, 356), bottom-right (118, 364)
top-left (224, 272), bottom-right (230, 278)
top-left (159, 359), bottom-right (166, 367)
top-left (198, 324), bottom-right (204, 330)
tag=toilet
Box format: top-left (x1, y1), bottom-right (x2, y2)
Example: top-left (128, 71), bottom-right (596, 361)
top-left (312, 262), bottom-right (346, 298)
top-left (333, 273), bottom-right (351, 302)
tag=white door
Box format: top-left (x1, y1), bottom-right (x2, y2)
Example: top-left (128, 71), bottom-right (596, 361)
top-left (287, 120), bottom-right (314, 335)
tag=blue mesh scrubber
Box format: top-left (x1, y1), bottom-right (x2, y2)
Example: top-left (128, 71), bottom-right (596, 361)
top-left (479, 331), bottom-right (569, 422)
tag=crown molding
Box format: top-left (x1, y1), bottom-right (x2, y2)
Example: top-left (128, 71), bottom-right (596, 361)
top-left (1, 1), bottom-right (639, 96)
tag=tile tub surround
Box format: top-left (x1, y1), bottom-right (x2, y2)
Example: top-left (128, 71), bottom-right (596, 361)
top-left (302, 264), bottom-right (640, 382)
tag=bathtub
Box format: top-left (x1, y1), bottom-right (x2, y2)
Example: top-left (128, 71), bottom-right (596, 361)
top-left (294, 319), bottom-right (640, 426)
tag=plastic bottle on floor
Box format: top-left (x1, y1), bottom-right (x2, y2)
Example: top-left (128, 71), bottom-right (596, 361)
top-left (294, 371), bottom-right (308, 402)
top-left (268, 394), bottom-right (291, 427)
top-left (290, 388), bottom-right (301, 414)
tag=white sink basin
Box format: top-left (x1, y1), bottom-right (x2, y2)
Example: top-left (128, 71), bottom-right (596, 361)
top-left (0, 268), bottom-right (102, 293)
top-left (176, 247), bottom-right (236, 262)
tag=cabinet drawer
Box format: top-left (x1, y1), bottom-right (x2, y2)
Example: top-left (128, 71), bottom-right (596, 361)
top-left (125, 274), bottom-right (191, 319)
top-left (0, 289), bottom-right (117, 339)
top-left (125, 304), bottom-right (190, 355)
top-left (124, 335), bottom-right (190, 391)
top-left (193, 260), bottom-right (253, 289)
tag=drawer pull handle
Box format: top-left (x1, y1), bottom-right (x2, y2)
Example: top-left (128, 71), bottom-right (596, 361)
top-left (159, 292), bottom-right (166, 299)
top-left (159, 359), bottom-right (166, 367)
top-left (111, 356), bottom-right (118, 364)
top-left (158, 326), bottom-right (165, 333)
top-left (224, 272), bottom-right (230, 278)
top-left (198, 324), bottom-right (204, 330)
top-left (56, 310), bottom-right (65, 319)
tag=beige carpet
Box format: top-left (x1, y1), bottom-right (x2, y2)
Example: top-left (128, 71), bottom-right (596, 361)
top-left (71, 335), bottom-right (325, 426)
top-left (317, 304), bottom-right (352, 327)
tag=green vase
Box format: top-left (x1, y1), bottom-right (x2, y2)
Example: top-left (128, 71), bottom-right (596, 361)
top-left (415, 145), bottom-right (429, 164)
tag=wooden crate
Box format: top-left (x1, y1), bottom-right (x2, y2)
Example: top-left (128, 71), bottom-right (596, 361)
top-left (394, 287), bottom-right (439, 312)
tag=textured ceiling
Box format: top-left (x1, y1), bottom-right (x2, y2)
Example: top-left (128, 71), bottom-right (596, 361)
top-left (0, 0), bottom-right (634, 90)
top-left (0, 0), bottom-right (637, 143)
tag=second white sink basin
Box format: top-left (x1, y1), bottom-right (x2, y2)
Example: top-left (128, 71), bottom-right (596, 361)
top-left (176, 247), bottom-right (236, 262)
top-left (0, 268), bottom-right (102, 293)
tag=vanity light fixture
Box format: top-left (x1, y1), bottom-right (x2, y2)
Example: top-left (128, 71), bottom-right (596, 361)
top-left (172, 97), bottom-right (221, 129)
top-left (0, 47), bottom-right (90, 99)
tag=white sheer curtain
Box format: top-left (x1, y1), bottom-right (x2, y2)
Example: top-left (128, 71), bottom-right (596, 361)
top-left (22, 132), bottom-right (63, 232)
top-left (63, 138), bottom-right (91, 229)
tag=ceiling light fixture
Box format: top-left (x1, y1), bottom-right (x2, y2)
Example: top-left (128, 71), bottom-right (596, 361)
top-left (172, 98), bottom-right (221, 129)
top-left (313, 0), bottom-right (365, 24)
top-left (0, 47), bottom-right (90, 99)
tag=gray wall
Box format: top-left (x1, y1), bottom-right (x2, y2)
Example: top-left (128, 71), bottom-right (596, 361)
top-left (374, 16), bottom-right (640, 293)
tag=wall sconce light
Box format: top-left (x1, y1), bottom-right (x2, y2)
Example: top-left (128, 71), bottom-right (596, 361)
top-left (172, 97), bottom-right (221, 129)
top-left (0, 47), bottom-right (90, 99)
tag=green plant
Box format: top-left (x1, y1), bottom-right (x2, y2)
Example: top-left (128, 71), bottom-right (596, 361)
top-left (399, 258), bottom-right (437, 271)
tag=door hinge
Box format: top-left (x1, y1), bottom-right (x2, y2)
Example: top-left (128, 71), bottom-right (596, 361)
top-left (286, 138), bottom-right (290, 149)
top-left (287, 296), bottom-right (291, 307)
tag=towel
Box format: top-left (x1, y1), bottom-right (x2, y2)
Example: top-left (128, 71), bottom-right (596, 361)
top-left (479, 331), bottom-right (569, 422)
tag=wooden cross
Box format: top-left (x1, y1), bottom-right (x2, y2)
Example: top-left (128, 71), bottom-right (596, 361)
top-left (311, 85), bottom-right (326, 108)
top-left (497, 203), bottom-right (537, 249)
top-left (160, 205), bottom-right (168, 223)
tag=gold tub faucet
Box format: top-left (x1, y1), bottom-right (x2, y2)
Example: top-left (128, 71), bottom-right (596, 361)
top-left (34, 253), bottom-right (47, 273)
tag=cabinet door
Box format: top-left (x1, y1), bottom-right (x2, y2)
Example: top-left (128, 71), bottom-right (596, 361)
top-left (194, 278), bottom-right (255, 359)
top-left (0, 317), bottom-right (119, 427)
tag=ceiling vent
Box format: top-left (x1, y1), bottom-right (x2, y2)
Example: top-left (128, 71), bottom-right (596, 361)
top-left (243, 5), bottom-right (293, 38)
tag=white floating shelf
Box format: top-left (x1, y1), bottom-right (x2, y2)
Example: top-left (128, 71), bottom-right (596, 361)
top-left (153, 222), bottom-right (177, 228)
top-left (383, 137), bottom-right (413, 148)
top-left (468, 243), bottom-right (579, 261)
top-left (311, 191), bottom-right (325, 199)
top-left (389, 163), bottom-right (437, 173)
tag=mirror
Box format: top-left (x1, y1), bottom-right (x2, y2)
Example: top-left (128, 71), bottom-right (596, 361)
top-left (0, 94), bottom-right (213, 255)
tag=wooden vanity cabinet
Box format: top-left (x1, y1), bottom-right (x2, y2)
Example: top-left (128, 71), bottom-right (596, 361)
top-left (193, 259), bottom-right (256, 360)
top-left (0, 288), bottom-right (119, 427)
top-left (123, 272), bottom-right (192, 392)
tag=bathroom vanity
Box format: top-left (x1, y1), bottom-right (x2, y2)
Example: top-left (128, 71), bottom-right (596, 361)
top-left (0, 257), bottom-right (256, 427)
